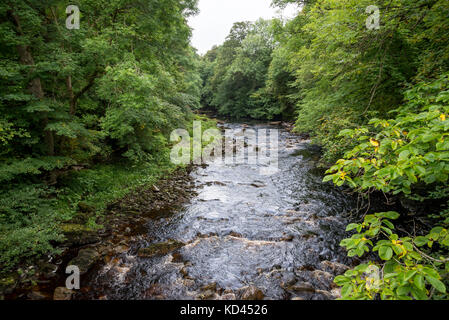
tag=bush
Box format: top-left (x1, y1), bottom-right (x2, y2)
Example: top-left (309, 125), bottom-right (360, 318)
top-left (0, 185), bottom-right (64, 271)
top-left (325, 74), bottom-right (449, 300)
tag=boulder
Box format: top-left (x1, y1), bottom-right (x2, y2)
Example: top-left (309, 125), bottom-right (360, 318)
top-left (238, 286), bottom-right (265, 300)
top-left (60, 224), bottom-right (100, 247)
top-left (53, 287), bottom-right (73, 300)
top-left (172, 252), bottom-right (185, 263)
top-left (201, 282), bottom-right (217, 292)
top-left (310, 270), bottom-right (336, 290)
top-left (183, 279), bottom-right (195, 288)
top-left (220, 293), bottom-right (237, 300)
top-left (114, 245), bottom-right (129, 255)
top-left (320, 261), bottom-right (350, 275)
top-left (138, 240), bottom-right (185, 258)
top-left (312, 289), bottom-right (336, 300)
top-left (250, 181), bottom-right (266, 188)
top-left (280, 274), bottom-right (297, 289)
top-left (37, 261), bottom-right (58, 279)
top-left (197, 290), bottom-right (216, 300)
top-left (68, 248), bottom-right (100, 275)
top-left (289, 281), bottom-right (315, 293)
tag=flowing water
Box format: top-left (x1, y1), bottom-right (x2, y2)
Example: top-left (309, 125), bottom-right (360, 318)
top-left (81, 123), bottom-right (356, 300)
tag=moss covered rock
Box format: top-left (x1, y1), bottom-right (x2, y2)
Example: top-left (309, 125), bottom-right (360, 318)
top-left (68, 248), bottom-right (100, 274)
top-left (60, 224), bottom-right (100, 247)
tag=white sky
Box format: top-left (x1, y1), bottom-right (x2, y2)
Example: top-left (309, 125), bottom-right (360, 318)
top-left (188, 0), bottom-right (299, 55)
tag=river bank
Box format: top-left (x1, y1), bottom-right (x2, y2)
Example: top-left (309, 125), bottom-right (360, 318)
top-left (1, 165), bottom-right (199, 300)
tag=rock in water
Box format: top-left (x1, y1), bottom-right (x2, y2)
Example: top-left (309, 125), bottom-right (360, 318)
top-left (320, 260), bottom-right (349, 275)
top-left (197, 290), bottom-right (216, 300)
top-left (238, 286), bottom-right (265, 300)
top-left (220, 293), bottom-right (237, 300)
top-left (53, 287), bottom-right (73, 300)
top-left (68, 248), bottom-right (100, 274)
top-left (138, 240), bottom-right (185, 258)
top-left (201, 282), bottom-right (217, 292)
top-left (310, 270), bottom-right (336, 290)
top-left (289, 281), bottom-right (315, 293)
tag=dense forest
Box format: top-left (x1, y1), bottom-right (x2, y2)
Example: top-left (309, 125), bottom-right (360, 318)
top-left (1, 0), bottom-right (449, 300)
top-left (0, 0), bottom-right (205, 272)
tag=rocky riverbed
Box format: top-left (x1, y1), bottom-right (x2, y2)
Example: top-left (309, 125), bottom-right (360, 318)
top-left (3, 122), bottom-right (359, 300)
top-left (2, 167), bottom-right (197, 300)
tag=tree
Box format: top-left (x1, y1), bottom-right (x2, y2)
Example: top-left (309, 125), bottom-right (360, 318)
top-left (0, 0), bottom-right (201, 271)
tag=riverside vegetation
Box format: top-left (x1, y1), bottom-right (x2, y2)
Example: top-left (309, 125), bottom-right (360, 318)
top-left (0, 0), bottom-right (209, 282)
top-left (1, 0), bottom-right (449, 300)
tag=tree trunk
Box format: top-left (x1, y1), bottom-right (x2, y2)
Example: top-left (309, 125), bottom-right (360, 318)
top-left (67, 75), bottom-right (76, 115)
top-left (11, 12), bottom-right (55, 157)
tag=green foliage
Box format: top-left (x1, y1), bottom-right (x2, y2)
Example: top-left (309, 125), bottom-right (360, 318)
top-left (0, 153), bottom-right (177, 273)
top-left (201, 19), bottom-right (289, 120)
top-left (325, 74), bottom-right (449, 300)
top-left (0, 0), bottom-right (201, 174)
top-left (0, 156), bottom-right (73, 182)
top-left (273, 0), bottom-right (449, 163)
top-left (324, 74), bottom-right (449, 196)
top-left (335, 212), bottom-right (449, 300)
top-left (307, 0), bottom-right (449, 300)
top-left (0, 184), bottom-right (64, 270)
top-left (0, 116), bottom-right (214, 274)
top-left (0, 0), bottom-right (202, 273)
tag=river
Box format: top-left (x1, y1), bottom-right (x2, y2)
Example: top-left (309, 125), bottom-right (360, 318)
top-left (79, 123), bottom-right (356, 300)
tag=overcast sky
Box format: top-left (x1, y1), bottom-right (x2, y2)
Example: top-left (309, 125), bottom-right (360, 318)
top-left (188, 0), bottom-right (299, 55)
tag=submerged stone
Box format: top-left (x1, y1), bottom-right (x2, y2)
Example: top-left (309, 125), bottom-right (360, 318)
top-left (238, 286), bottom-right (265, 300)
top-left (137, 240), bottom-right (185, 258)
top-left (289, 281), bottom-right (315, 293)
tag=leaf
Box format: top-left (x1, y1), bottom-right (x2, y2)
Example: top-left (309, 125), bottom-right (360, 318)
top-left (384, 260), bottom-right (398, 274)
top-left (377, 211), bottom-right (400, 220)
top-left (341, 284), bottom-right (352, 297)
top-left (422, 133), bottom-right (440, 143)
top-left (345, 223), bottom-right (360, 232)
top-left (410, 286), bottom-right (428, 300)
top-left (398, 150), bottom-right (410, 161)
top-left (379, 246), bottom-right (393, 260)
top-left (413, 274), bottom-right (425, 290)
top-left (426, 276), bottom-right (446, 293)
top-left (414, 236), bottom-right (429, 247)
top-left (370, 139), bottom-right (380, 147)
top-left (334, 275), bottom-right (349, 285)
top-left (338, 129), bottom-right (353, 137)
top-left (397, 285), bottom-right (410, 296)
top-left (382, 220), bottom-right (395, 229)
top-left (404, 270), bottom-right (417, 282)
